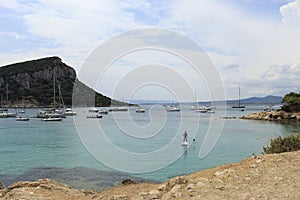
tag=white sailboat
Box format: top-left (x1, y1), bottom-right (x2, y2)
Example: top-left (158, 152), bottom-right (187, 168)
top-left (232, 87), bottom-right (245, 108)
top-left (36, 69), bottom-right (64, 119)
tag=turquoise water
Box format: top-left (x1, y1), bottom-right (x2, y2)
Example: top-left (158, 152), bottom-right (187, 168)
top-left (0, 106), bottom-right (299, 188)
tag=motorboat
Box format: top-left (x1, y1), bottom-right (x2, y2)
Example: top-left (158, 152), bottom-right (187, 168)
top-left (108, 107), bottom-right (128, 112)
top-left (166, 105), bottom-right (180, 112)
top-left (0, 110), bottom-right (17, 118)
top-left (65, 108), bottom-right (77, 116)
top-left (89, 107), bottom-right (99, 112)
top-left (16, 116), bottom-right (30, 121)
top-left (86, 114), bottom-right (103, 118)
top-left (99, 109), bottom-right (109, 114)
top-left (136, 108), bottom-right (145, 113)
top-left (41, 117), bottom-right (62, 121)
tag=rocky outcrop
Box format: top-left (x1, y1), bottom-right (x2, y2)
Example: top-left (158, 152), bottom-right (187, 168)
top-left (240, 110), bottom-right (300, 121)
top-left (2, 151), bottom-right (300, 199)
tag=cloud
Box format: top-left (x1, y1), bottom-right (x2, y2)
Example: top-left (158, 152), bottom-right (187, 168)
top-left (1, 0), bottom-right (300, 99)
top-left (280, 0), bottom-right (300, 26)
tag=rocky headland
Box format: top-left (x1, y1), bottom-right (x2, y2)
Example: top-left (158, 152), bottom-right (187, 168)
top-left (0, 57), bottom-right (129, 107)
top-left (240, 110), bottom-right (300, 122)
top-left (1, 150), bottom-right (300, 199)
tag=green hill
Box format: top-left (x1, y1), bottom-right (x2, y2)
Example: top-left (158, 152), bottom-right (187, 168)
top-left (0, 56), bottom-right (128, 107)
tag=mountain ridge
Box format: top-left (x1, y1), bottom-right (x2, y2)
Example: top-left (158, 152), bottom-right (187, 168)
top-left (128, 95), bottom-right (282, 105)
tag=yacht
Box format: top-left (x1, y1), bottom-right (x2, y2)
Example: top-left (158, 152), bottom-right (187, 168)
top-left (99, 109), bottom-right (109, 114)
top-left (16, 116), bottom-right (30, 121)
top-left (136, 108), bottom-right (146, 113)
top-left (41, 117), bottom-right (62, 122)
top-left (108, 107), bottom-right (128, 112)
top-left (65, 108), bottom-right (77, 116)
top-left (89, 107), bottom-right (99, 112)
top-left (166, 105), bottom-right (180, 112)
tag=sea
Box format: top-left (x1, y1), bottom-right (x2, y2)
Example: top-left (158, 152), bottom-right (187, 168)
top-left (0, 105), bottom-right (299, 190)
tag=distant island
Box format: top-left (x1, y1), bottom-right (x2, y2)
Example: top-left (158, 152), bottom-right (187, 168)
top-left (0, 56), bottom-right (129, 107)
top-left (129, 95), bottom-right (282, 105)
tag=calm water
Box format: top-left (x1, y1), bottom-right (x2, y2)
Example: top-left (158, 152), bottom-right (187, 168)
top-left (0, 105), bottom-right (299, 189)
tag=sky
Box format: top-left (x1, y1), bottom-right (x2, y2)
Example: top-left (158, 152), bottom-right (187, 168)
top-left (1, 0), bottom-right (300, 101)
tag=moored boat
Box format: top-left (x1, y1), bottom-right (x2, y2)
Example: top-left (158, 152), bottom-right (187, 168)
top-left (166, 105), bottom-right (180, 112)
top-left (108, 107), bottom-right (128, 112)
top-left (65, 108), bottom-right (77, 116)
top-left (86, 114), bottom-right (103, 118)
top-left (16, 116), bottom-right (30, 121)
top-left (89, 107), bottom-right (99, 112)
top-left (136, 108), bottom-right (146, 113)
top-left (41, 117), bottom-right (62, 121)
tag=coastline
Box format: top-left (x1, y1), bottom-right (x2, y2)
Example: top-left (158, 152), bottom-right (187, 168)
top-left (240, 110), bottom-right (300, 122)
top-left (1, 150), bottom-right (300, 199)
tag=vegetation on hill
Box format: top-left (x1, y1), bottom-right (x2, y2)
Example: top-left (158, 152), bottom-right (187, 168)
top-left (281, 92), bottom-right (300, 112)
top-left (0, 57), bottom-right (128, 107)
top-left (263, 134), bottom-right (300, 154)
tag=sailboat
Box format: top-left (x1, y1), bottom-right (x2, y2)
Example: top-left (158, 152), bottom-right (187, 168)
top-left (232, 87), bottom-right (245, 108)
top-left (36, 68), bottom-right (64, 119)
top-left (0, 83), bottom-right (17, 117)
top-left (18, 97), bottom-right (26, 113)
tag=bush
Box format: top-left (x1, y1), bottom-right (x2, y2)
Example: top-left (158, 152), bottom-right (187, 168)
top-left (263, 134), bottom-right (300, 154)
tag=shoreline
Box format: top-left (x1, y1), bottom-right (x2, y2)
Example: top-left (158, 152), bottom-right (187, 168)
top-left (1, 150), bottom-right (300, 199)
top-left (240, 110), bottom-right (300, 122)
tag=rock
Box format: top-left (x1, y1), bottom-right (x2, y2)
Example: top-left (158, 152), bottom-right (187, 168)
top-left (214, 169), bottom-right (233, 177)
top-left (148, 189), bottom-right (160, 199)
top-left (162, 191), bottom-right (172, 200)
top-left (168, 176), bottom-right (188, 187)
top-left (157, 184), bottom-right (167, 191)
top-left (139, 190), bottom-right (160, 200)
top-left (256, 158), bottom-right (265, 163)
top-left (0, 182), bottom-right (4, 189)
top-left (197, 181), bottom-right (206, 187)
top-left (122, 179), bottom-right (135, 185)
top-left (171, 184), bottom-right (182, 193)
top-left (111, 194), bottom-right (128, 200)
top-left (186, 183), bottom-right (195, 190)
top-left (250, 164), bottom-right (257, 168)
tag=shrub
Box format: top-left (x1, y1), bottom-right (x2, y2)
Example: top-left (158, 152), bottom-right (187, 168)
top-left (263, 134), bottom-right (300, 154)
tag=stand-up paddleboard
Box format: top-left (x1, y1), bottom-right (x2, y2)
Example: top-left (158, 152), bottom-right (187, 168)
top-left (182, 141), bottom-right (188, 146)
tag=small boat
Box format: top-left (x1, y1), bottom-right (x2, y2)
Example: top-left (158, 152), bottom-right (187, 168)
top-left (18, 109), bottom-right (25, 113)
top-left (136, 108), bottom-right (145, 113)
top-left (89, 107), bottom-right (99, 112)
top-left (41, 117), bottom-right (62, 121)
top-left (166, 105), bottom-right (180, 112)
top-left (108, 107), bottom-right (128, 112)
top-left (65, 108), bottom-right (77, 116)
top-left (0, 112), bottom-right (7, 118)
top-left (16, 116), bottom-right (30, 121)
top-left (99, 109), bottom-right (109, 114)
top-left (86, 114), bottom-right (103, 118)
top-left (197, 108), bottom-right (208, 113)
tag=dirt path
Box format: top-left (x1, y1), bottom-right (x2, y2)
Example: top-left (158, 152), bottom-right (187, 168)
top-left (1, 150), bottom-right (300, 199)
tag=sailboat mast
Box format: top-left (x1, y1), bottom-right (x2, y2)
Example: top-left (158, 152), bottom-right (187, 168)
top-left (6, 83), bottom-right (8, 104)
top-left (238, 87), bottom-right (240, 107)
top-left (53, 69), bottom-right (56, 109)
